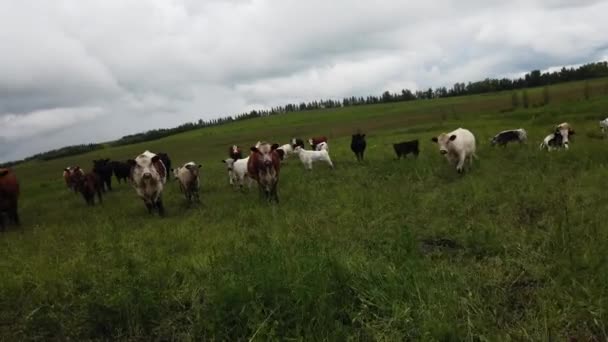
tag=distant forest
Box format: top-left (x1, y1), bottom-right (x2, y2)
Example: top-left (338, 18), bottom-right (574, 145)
top-left (2, 60), bottom-right (608, 167)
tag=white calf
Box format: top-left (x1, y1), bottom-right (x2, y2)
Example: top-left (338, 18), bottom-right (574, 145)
top-left (293, 146), bottom-right (334, 170)
top-left (277, 143), bottom-right (293, 159)
top-left (600, 118), bottom-right (608, 134)
top-left (431, 128), bottom-right (477, 173)
top-left (173, 162), bottom-right (201, 203)
top-left (222, 157), bottom-right (252, 189)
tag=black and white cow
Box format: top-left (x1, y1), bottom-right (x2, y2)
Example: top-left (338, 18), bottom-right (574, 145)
top-left (490, 128), bottom-right (527, 147)
top-left (540, 122), bottom-right (574, 151)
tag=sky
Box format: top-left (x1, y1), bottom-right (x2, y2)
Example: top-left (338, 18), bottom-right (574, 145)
top-left (1, 0), bottom-right (607, 162)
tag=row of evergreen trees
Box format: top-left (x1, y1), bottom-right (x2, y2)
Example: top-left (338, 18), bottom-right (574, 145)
top-left (3, 61), bottom-right (607, 166)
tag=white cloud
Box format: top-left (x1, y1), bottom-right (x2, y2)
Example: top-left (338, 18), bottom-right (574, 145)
top-left (0, 0), bottom-right (607, 161)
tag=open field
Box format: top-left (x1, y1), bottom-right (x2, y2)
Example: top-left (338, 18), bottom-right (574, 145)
top-left (2, 79), bottom-right (608, 340)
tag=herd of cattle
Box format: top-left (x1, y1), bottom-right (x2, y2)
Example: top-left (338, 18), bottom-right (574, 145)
top-left (0, 119), bottom-right (604, 229)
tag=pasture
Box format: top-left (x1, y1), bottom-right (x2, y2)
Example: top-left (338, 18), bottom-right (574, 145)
top-left (2, 79), bottom-right (608, 340)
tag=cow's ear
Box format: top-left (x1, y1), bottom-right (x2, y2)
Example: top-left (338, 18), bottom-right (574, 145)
top-left (431, 137), bottom-right (438, 143)
top-left (151, 155), bottom-right (160, 163)
top-left (569, 129), bottom-right (575, 135)
top-left (198, 164), bottom-right (202, 168)
top-left (0, 170), bottom-right (8, 177)
top-left (449, 135), bottom-right (457, 141)
top-left (362, 134), bottom-right (366, 137)
top-left (250, 146), bottom-right (259, 152)
top-left (64, 168), bottom-right (69, 172)
top-left (127, 159), bottom-right (136, 167)
top-left (221, 160), bottom-right (226, 163)
top-left (271, 143), bottom-right (280, 150)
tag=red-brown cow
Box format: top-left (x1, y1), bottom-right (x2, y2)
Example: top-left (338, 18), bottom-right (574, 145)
top-left (63, 166), bottom-right (84, 193)
top-left (0, 168), bottom-right (20, 231)
top-left (247, 142), bottom-right (281, 203)
top-left (229, 145), bottom-right (243, 160)
top-left (76, 172), bottom-right (103, 206)
top-left (308, 136), bottom-right (328, 150)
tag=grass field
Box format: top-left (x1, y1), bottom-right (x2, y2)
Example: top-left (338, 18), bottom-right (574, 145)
top-left (2, 79), bottom-right (608, 340)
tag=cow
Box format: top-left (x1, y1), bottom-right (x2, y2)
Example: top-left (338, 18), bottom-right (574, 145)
top-left (393, 140), bottom-right (420, 159)
top-left (308, 136), bottom-right (328, 150)
top-left (222, 157), bottom-right (252, 189)
top-left (76, 172), bottom-right (103, 206)
top-left (155, 152), bottom-right (172, 181)
top-left (229, 145), bottom-right (243, 160)
top-left (247, 142), bottom-right (281, 202)
top-left (63, 166), bottom-right (84, 193)
top-left (92, 159), bottom-right (113, 192)
top-left (127, 150), bottom-right (167, 216)
top-left (351, 133), bottom-right (366, 162)
top-left (540, 123), bottom-right (575, 151)
top-left (431, 128), bottom-right (477, 173)
top-left (0, 168), bottom-right (20, 231)
top-left (600, 118), bottom-right (608, 134)
top-left (293, 146), bottom-right (334, 170)
top-left (172, 162), bottom-right (202, 204)
top-left (490, 129), bottom-right (527, 147)
top-left (291, 138), bottom-right (305, 149)
top-left (111, 161), bottom-right (131, 184)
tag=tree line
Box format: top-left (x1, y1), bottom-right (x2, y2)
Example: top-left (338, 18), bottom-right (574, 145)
top-left (2, 60), bottom-right (607, 167)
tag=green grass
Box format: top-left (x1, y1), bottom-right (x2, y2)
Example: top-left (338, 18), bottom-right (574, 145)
top-left (2, 78), bottom-right (608, 340)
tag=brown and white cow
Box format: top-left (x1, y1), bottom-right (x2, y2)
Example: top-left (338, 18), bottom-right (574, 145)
top-left (172, 162), bottom-right (201, 204)
top-left (127, 150), bottom-right (167, 216)
top-left (63, 166), bottom-right (84, 192)
top-left (229, 145), bottom-right (243, 160)
top-left (0, 168), bottom-right (20, 231)
top-left (247, 142), bottom-right (281, 203)
top-left (308, 136), bottom-right (328, 151)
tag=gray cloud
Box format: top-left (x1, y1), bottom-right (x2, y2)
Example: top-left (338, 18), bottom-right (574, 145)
top-left (1, 0), bottom-right (607, 162)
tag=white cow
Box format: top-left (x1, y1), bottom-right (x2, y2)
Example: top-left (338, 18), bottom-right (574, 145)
top-left (222, 157), bottom-right (252, 189)
top-left (600, 118), bottom-right (608, 134)
top-left (431, 128), bottom-right (477, 173)
top-left (172, 162), bottom-right (201, 203)
top-left (127, 150), bottom-right (167, 215)
top-left (293, 146), bottom-right (334, 170)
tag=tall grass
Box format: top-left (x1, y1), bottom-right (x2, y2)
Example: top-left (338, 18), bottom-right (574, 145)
top-left (1, 79), bottom-right (608, 340)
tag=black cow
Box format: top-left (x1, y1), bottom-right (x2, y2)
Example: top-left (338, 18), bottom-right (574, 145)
top-left (111, 161), bottom-right (131, 184)
top-left (350, 133), bottom-right (366, 162)
top-left (155, 152), bottom-right (172, 181)
top-left (92, 159), bottom-right (113, 192)
top-left (491, 129), bottom-right (527, 147)
top-left (393, 140), bottom-right (419, 159)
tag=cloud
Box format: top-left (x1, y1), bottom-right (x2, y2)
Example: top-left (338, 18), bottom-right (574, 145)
top-left (0, 0), bottom-right (607, 161)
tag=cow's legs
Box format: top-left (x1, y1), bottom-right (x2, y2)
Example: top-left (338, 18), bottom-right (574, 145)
top-left (456, 153), bottom-right (466, 173)
top-left (156, 199), bottom-right (165, 217)
top-left (327, 159), bottom-right (334, 169)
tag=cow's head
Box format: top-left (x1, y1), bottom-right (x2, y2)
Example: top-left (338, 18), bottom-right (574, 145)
top-left (308, 138), bottom-right (314, 146)
top-left (432, 133), bottom-right (457, 155)
top-left (251, 143), bottom-right (280, 169)
top-left (185, 163), bottom-right (201, 177)
top-left (556, 123), bottom-right (574, 148)
top-left (352, 133), bottom-right (365, 141)
top-left (231, 145), bottom-right (239, 154)
top-left (222, 158), bottom-right (235, 171)
top-left (131, 153), bottom-right (161, 182)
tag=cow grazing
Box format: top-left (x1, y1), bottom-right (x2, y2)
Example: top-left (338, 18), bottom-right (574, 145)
top-left (431, 128), bottom-right (477, 173)
top-left (247, 143), bottom-right (281, 202)
top-left (155, 152), bottom-right (172, 181)
top-left (308, 136), bottom-right (328, 150)
top-left (76, 172), bottom-right (103, 206)
top-left (540, 123), bottom-right (575, 151)
top-left (172, 162), bottom-right (202, 203)
top-left (291, 138), bottom-right (305, 149)
top-left (127, 150), bottom-right (167, 216)
top-left (393, 140), bottom-right (420, 159)
top-left (491, 128), bottom-right (527, 147)
top-left (0, 168), bottom-right (20, 231)
top-left (222, 157), bottom-right (252, 189)
top-left (93, 159), bottom-right (113, 192)
top-left (600, 118), bottom-right (608, 134)
top-left (229, 145), bottom-right (243, 160)
top-left (351, 133), bottom-right (366, 161)
top-left (111, 161), bottom-right (131, 184)
top-left (293, 146), bottom-right (334, 170)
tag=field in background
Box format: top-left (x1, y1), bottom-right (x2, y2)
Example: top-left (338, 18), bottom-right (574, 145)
top-left (1, 79), bottom-right (608, 340)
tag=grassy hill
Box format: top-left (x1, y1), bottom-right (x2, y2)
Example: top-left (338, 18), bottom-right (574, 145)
top-left (2, 78), bottom-right (608, 340)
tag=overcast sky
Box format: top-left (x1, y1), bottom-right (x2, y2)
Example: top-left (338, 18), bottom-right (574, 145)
top-left (1, 0), bottom-right (607, 162)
